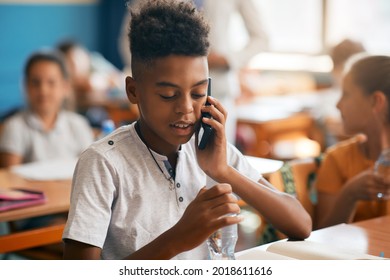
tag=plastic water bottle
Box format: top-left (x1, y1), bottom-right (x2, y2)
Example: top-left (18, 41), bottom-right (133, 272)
top-left (98, 119), bottom-right (115, 139)
top-left (206, 214), bottom-right (238, 260)
top-left (374, 149), bottom-right (390, 215)
top-left (374, 149), bottom-right (390, 180)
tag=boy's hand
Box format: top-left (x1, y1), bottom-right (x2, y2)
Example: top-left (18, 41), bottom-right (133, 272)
top-left (170, 184), bottom-right (243, 253)
top-left (196, 96), bottom-right (229, 179)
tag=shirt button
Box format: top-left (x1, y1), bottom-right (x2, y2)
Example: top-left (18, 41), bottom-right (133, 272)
top-left (108, 140), bottom-right (114, 145)
top-left (176, 183), bottom-right (180, 188)
top-left (178, 197), bottom-right (183, 202)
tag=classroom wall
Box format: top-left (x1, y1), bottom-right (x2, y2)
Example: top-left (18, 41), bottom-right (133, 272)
top-left (0, 0), bottom-right (127, 118)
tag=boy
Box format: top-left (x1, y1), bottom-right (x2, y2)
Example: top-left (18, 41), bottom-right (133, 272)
top-left (0, 50), bottom-right (94, 168)
top-left (63, 0), bottom-right (311, 260)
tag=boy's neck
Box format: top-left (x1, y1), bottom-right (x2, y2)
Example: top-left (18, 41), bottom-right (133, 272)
top-left (135, 121), bottom-right (178, 167)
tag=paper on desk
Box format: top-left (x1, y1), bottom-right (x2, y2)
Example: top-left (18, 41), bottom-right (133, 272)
top-left (11, 158), bottom-right (78, 180)
top-left (236, 247), bottom-right (295, 260)
top-left (266, 240), bottom-right (386, 260)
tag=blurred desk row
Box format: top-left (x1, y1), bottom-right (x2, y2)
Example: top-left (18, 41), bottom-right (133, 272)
top-left (0, 169), bottom-right (70, 254)
top-left (237, 90), bottom-right (343, 159)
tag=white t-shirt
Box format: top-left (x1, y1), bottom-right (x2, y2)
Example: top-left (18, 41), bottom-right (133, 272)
top-left (0, 110), bottom-right (94, 163)
top-left (63, 123), bottom-right (262, 259)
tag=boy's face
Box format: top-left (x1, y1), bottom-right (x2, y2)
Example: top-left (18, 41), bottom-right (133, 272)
top-left (25, 60), bottom-right (68, 117)
top-left (127, 55), bottom-right (209, 154)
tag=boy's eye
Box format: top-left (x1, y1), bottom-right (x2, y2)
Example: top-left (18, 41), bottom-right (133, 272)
top-left (192, 93), bottom-right (206, 99)
top-left (159, 94), bottom-right (175, 100)
top-left (158, 92), bottom-right (206, 100)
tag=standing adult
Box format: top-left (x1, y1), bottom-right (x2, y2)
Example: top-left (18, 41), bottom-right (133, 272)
top-left (196, 0), bottom-right (268, 144)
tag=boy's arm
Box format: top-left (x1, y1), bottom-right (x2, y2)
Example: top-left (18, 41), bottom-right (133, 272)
top-left (63, 239), bottom-right (102, 259)
top-left (63, 237), bottom-right (179, 260)
top-left (197, 97), bottom-right (311, 240)
top-left (64, 184), bottom-right (242, 260)
top-left (0, 152), bottom-right (22, 168)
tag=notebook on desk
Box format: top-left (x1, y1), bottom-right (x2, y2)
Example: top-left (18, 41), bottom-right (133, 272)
top-left (0, 188), bottom-right (46, 212)
top-left (10, 158), bottom-right (77, 180)
top-left (236, 240), bottom-right (387, 260)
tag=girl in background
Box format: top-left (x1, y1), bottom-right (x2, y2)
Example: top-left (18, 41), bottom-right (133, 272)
top-left (316, 55), bottom-right (390, 229)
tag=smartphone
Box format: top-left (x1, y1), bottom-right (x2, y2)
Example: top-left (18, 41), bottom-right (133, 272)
top-left (198, 78), bottom-right (213, 150)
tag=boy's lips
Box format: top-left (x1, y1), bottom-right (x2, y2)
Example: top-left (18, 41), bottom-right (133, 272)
top-left (170, 121), bottom-right (194, 136)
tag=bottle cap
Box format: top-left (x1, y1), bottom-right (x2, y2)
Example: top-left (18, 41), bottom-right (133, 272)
top-left (101, 119), bottom-right (115, 135)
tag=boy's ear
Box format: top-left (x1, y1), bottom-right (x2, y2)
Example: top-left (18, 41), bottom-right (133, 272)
top-left (125, 76), bottom-right (138, 104)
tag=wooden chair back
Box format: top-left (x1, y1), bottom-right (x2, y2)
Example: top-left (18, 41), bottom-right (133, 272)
top-left (268, 156), bottom-right (322, 221)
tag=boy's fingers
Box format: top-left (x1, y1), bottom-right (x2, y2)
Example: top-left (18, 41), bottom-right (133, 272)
top-left (208, 96), bottom-right (226, 116)
top-left (210, 202), bottom-right (241, 217)
top-left (197, 187), bottom-right (207, 196)
top-left (200, 184), bottom-right (232, 200)
top-left (210, 213), bottom-right (244, 231)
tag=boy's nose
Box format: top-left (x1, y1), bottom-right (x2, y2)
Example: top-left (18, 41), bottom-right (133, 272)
top-left (175, 96), bottom-right (194, 114)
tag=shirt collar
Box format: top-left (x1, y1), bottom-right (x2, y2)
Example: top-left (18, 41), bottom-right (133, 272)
top-left (24, 110), bottom-right (65, 133)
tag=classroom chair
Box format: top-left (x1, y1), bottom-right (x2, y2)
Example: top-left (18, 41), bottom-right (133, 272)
top-left (0, 223), bottom-right (65, 259)
top-left (238, 155), bottom-right (322, 246)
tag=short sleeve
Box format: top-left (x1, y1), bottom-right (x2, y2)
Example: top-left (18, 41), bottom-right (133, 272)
top-left (63, 147), bottom-right (117, 247)
top-left (67, 113), bottom-right (95, 153)
top-left (0, 116), bottom-right (28, 156)
top-left (227, 143), bottom-right (263, 182)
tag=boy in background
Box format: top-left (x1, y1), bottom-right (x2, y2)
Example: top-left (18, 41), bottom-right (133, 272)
top-left (0, 50), bottom-right (94, 168)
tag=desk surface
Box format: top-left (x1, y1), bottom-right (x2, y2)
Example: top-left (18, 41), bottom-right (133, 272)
top-left (308, 215), bottom-right (390, 257)
top-left (244, 155), bottom-right (283, 175)
top-left (238, 215), bottom-right (390, 258)
top-left (0, 169), bottom-right (71, 222)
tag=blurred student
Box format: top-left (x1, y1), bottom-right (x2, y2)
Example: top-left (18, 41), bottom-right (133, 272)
top-left (315, 55), bottom-right (390, 229)
top-left (317, 39), bottom-right (366, 147)
top-left (57, 40), bottom-right (125, 127)
top-left (0, 50), bottom-right (94, 168)
top-left (119, 0), bottom-right (268, 144)
top-left (330, 39), bottom-right (366, 88)
top-left (63, 0), bottom-right (311, 260)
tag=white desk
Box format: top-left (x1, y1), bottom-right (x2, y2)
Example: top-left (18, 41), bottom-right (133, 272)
top-left (236, 215), bottom-right (390, 259)
top-left (244, 155), bottom-right (283, 176)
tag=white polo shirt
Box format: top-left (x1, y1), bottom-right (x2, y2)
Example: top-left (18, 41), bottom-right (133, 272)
top-left (63, 123), bottom-right (262, 259)
top-left (0, 110), bottom-right (94, 163)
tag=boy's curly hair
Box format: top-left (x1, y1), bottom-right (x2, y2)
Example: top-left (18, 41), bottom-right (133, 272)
top-left (129, 0), bottom-right (210, 77)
